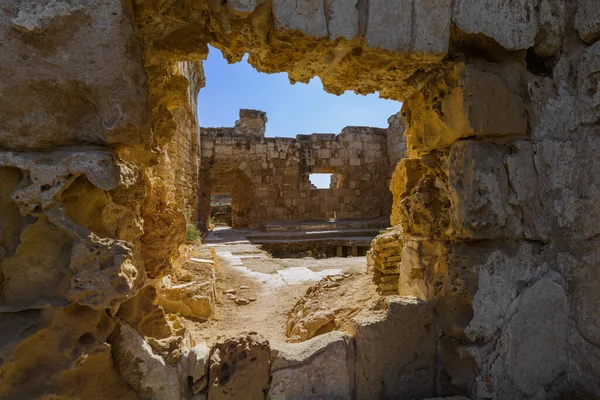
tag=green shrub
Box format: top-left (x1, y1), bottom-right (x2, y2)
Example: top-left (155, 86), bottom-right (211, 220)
top-left (183, 209), bottom-right (203, 244)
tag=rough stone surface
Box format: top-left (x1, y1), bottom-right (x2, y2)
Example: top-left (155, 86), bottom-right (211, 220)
top-left (366, 0), bottom-right (452, 55)
top-left (3, 0), bottom-right (600, 398)
top-left (208, 333), bottom-right (270, 400)
top-left (0, 0), bottom-right (151, 150)
top-left (110, 323), bottom-right (182, 400)
top-left (325, 0), bottom-right (359, 40)
top-left (452, 0), bottom-right (565, 54)
top-left (268, 331), bottom-right (353, 400)
top-left (234, 109), bottom-right (268, 136)
top-left (575, 0), bottom-right (600, 43)
top-left (352, 296), bottom-right (436, 400)
top-left (188, 342), bottom-right (211, 383)
top-left (157, 276), bottom-right (215, 320)
top-left (367, 227), bottom-right (403, 294)
top-left (386, 112), bottom-right (407, 179)
top-left (0, 306), bottom-right (136, 399)
top-left (403, 62), bottom-right (527, 157)
top-left (273, 0), bottom-right (328, 38)
top-left (502, 278), bottom-right (569, 396)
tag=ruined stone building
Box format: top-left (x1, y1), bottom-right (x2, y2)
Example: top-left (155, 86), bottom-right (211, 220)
top-left (1, 0), bottom-right (600, 399)
top-left (199, 109), bottom-right (403, 229)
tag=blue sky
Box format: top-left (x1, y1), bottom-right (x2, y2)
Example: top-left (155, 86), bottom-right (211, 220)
top-left (197, 46), bottom-right (401, 138)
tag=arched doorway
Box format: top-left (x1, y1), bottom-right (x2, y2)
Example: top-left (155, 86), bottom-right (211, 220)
top-left (203, 164), bottom-right (253, 229)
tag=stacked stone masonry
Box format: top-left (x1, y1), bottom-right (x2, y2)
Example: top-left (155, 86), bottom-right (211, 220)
top-left (164, 61), bottom-right (205, 220)
top-left (199, 109), bottom-right (395, 228)
top-left (1, 0), bottom-right (599, 399)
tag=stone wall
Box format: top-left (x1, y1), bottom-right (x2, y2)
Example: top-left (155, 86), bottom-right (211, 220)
top-left (380, 42), bottom-right (600, 399)
top-left (199, 110), bottom-right (393, 228)
top-left (164, 62), bottom-right (205, 219)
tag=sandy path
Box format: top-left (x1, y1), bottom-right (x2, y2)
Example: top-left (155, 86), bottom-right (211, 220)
top-left (182, 227), bottom-right (368, 346)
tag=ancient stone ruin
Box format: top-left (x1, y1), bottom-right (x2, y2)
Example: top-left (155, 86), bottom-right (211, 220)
top-left (199, 108), bottom-right (401, 227)
top-left (1, 0), bottom-right (600, 399)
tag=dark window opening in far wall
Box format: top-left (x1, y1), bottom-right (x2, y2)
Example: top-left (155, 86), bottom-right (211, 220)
top-left (210, 193), bottom-right (232, 227)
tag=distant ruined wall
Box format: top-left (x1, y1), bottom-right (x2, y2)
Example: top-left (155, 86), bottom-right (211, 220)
top-left (1, 0), bottom-right (599, 399)
top-left (199, 110), bottom-right (391, 228)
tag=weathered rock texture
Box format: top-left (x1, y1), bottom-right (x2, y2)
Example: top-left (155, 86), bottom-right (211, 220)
top-left (199, 110), bottom-right (395, 228)
top-left (208, 333), bottom-right (271, 400)
top-left (268, 331), bottom-right (354, 400)
top-left (353, 296), bottom-right (436, 399)
top-left (2, 0), bottom-right (599, 399)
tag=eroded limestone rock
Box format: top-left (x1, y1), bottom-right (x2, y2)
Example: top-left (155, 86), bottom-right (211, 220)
top-left (352, 296), bottom-right (436, 400)
top-left (0, 0), bottom-right (151, 150)
top-left (157, 276), bottom-right (215, 320)
top-left (268, 331), bottom-right (354, 400)
top-left (110, 323), bottom-right (182, 400)
top-left (188, 342), bottom-right (211, 386)
top-left (0, 306), bottom-right (136, 399)
top-left (208, 333), bottom-right (270, 400)
top-left (117, 285), bottom-right (188, 364)
top-left (0, 150), bottom-right (143, 311)
top-left (403, 62), bottom-right (528, 157)
top-left (452, 0), bottom-right (566, 55)
top-left (4, 0), bottom-right (600, 398)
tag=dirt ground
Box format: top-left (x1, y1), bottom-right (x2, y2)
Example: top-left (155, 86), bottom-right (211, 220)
top-left (177, 228), bottom-right (379, 346)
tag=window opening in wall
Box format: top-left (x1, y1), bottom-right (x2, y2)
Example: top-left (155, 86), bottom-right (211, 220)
top-left (309, 173), bottom-right (342, 189)
top-left (210, 193), bottom-right (232, 227)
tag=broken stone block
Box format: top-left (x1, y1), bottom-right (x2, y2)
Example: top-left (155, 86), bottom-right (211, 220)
top-left (188, 342), bottom-right (211, 384)
top-left (367, 226), bottom-right (403, 294)
top-left (286, 306), bottom-right (336, 343)
top-left (468, 276), bottom-right (570, 398)
top-left (208, 333), bottom-right (270, 400)
top-left (234, 109), bottom-right (267, 136)
top-left (1, 0), bottom-right (151, 149)
top-left (352, 296), bottom-right (436, 400)
top-left (324, 0), bottom-right (359, 40)
top-left (111, 323), bottom-right (182, 400)
top-left (272, 0), bottom-right (327, 38)
top-left (268, 331), bottom-right (354, 400)
top-left (403, 63), bottom-right (527, 155)
top-left (452, 0), bottom-right (561, 51)
top-left (501, 278), bottom-right (568, 395)
top-left (157, 277), bottom-right (215, 320)
top-left (366, 0), bottom-right (451, 56)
